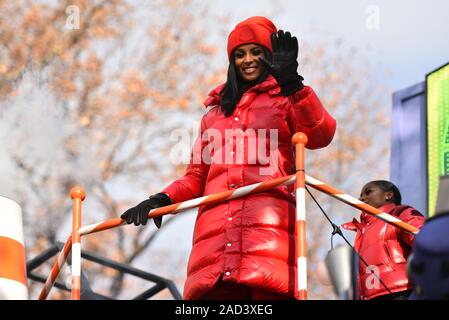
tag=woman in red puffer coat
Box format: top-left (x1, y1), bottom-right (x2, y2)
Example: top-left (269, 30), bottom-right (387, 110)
top-left (121, 16), bottom-right (336, 300)
top-left (342, 180), bottom-right (425, 300)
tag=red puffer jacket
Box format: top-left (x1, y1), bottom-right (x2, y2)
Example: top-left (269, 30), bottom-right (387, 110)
top-left (342, 203), bottom-right (425, 300)
top-left (163, 76), bottom-right (336, 300)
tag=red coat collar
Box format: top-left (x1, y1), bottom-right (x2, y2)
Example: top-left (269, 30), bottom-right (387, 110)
top-left (342, 203), bottom-right (398, 231)
top-left (360, 203), bottom-right (397, 223)
top-left (203, 75), bottom-right (279, 107)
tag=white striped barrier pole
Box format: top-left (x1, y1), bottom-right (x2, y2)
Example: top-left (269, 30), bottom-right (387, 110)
top-left (70, 187), bottom-right (85, 300)
top-left (77, 174), bottom-right (297, 237)
top-left (0, 196), bottom-right (28, 299)
top-left (38, 235), bottom-right (72, 300)
top-left (293, 132), bottom-right (308, 300)
top-left (38, 173), bottom-right (420, 299)
top-left (304, 175), bottom-right (420, 235)
top-left (38, 175), bottom-right (296, 299)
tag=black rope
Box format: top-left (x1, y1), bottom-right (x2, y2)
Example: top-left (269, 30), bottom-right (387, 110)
top-left (305, 186), bottom-right (395, 297)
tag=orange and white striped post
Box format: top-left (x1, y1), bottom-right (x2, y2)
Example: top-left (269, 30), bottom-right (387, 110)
top-left (0, 196), bottom-right (28, 299)
top-left (39, 173), bottom-right (421, 299)
top-left (38, 234), bottom-right (72, 300)
top-left (292, 132), bottom-right (308, 300)
top-left (70, 187), bottom-right (85, 300)
top-left (38, 175), bottom-right (297, 299)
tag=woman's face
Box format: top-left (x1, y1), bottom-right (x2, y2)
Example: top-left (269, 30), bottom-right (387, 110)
top-left (359, 183), bottom-right (394, 208)
top-left (234, 44), bottom-right (265, 82)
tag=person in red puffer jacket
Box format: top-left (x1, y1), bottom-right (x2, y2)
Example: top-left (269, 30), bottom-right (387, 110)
top-left (342, 180), bottom-right (425, 300)
top-left (121, 16), bottom-right (336, 300)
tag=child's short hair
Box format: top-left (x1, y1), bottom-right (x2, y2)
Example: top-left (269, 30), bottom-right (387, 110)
top-left (367, 180), bottom-right (402, 205)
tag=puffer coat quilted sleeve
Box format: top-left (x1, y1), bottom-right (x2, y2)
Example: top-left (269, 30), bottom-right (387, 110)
top-left (287, 86), bottom-right (336, 149)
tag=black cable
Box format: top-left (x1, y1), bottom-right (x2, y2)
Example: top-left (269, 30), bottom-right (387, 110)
top-left (305, 186), bottom-right (395, 297)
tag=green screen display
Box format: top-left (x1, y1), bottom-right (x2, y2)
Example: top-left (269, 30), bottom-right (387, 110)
top-left (427, 63), bottom-right (449, 216)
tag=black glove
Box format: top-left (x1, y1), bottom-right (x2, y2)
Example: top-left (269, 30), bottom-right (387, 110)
top-left (120, 193), bottom-right (172, 228)
top-left (260, 30), bottom-right (304, 96)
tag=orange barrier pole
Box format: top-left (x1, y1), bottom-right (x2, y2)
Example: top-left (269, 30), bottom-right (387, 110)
top-left (70, 187), bottom-right (85, 300)
top-left (293, 132), bottom-right (308, 300)
top-left (38, 174), bottom-right (296, 299)
top-left (76, 174), bottom-right (297, 237)
top-left (304, 175), bottom-right (420, 235)
top-left (39, 174), bottom-right (420, 299)
top-left (38, 234), bottom-right (72, 300)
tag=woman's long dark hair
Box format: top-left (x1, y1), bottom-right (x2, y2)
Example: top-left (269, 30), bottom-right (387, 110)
top-left (220, 47), bottom-right (272, 117)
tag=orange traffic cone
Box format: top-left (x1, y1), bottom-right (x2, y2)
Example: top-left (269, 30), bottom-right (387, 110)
top-left (0, 196), bottom-right (28, 299)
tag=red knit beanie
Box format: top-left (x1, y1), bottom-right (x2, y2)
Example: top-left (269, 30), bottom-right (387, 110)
top-left (227, 16), bottom-right (277, 59)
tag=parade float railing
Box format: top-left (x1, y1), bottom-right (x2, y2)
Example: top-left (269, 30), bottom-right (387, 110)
top-left (38, 133), bottom-right (420, 300)
top-left (28, 241), bottom-right (182, 300)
